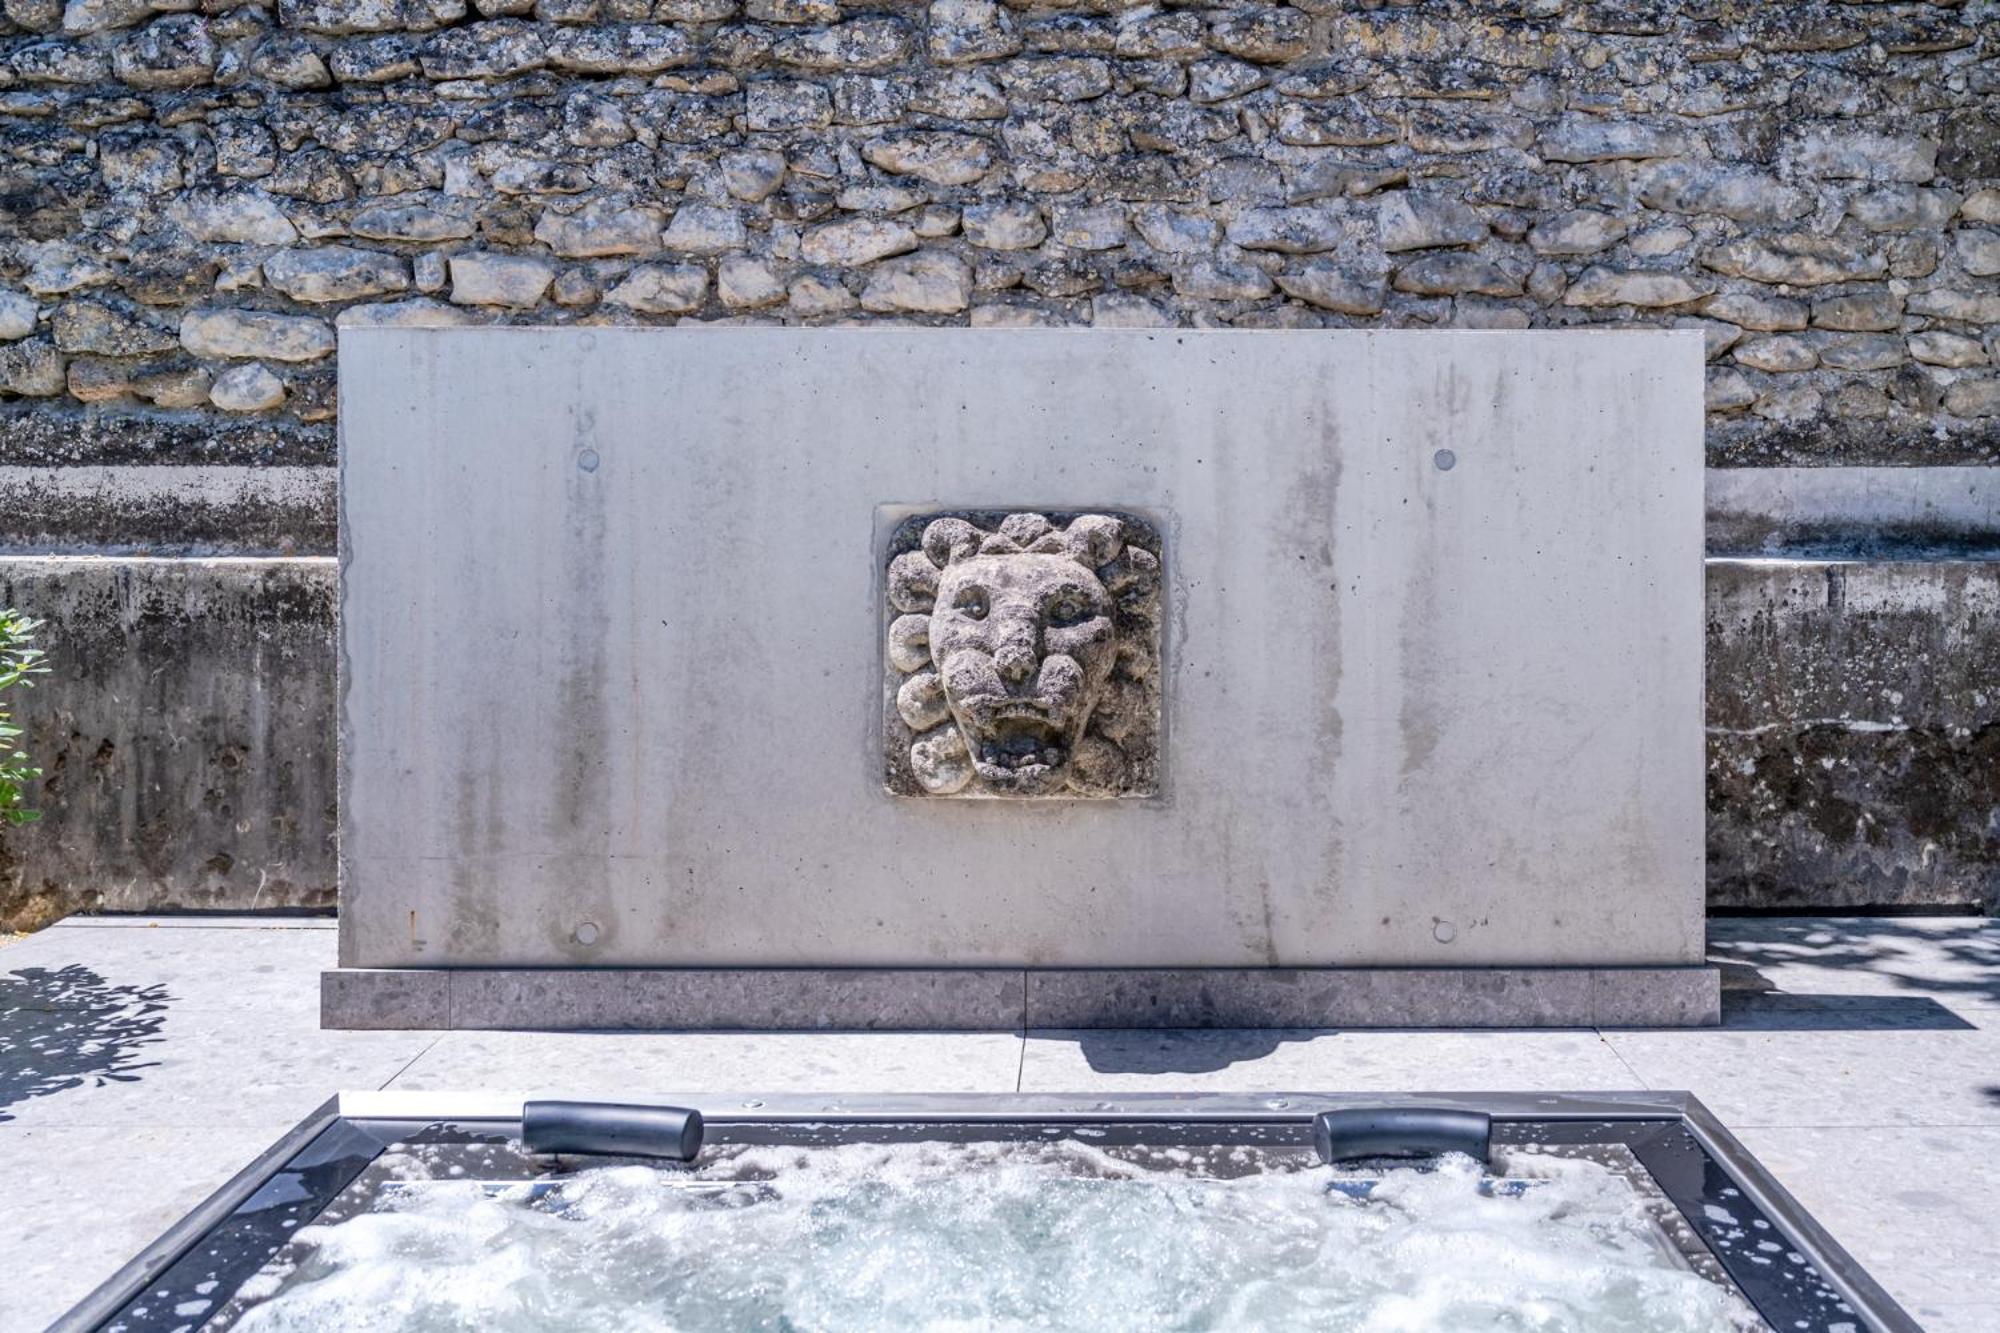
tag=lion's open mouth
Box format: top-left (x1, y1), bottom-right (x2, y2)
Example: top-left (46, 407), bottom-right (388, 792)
top-left (971, 716), bottom-right (1068, 777)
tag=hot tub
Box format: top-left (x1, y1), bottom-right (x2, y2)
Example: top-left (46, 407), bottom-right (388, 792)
top-left (56, 1092), bottom-right (1914, 1333)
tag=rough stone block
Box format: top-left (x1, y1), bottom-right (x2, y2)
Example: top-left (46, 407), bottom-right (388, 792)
top-left (447, 253), bottom-right (556, 308)
top-left (180, 308), bottom-right (334, 362)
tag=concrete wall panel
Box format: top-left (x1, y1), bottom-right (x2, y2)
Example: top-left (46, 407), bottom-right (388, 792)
top-left (337, 327), bottom-right (1708, 970)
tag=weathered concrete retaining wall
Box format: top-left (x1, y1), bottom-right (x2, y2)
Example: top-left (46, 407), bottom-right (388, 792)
top-left (1708, 558), bottom-right (2000, 911)
top-left (0, 556), bottom-right (336, 930)
top-left (0, 464), bottom-right (335, 552)
top-left (0, 549), bottom-right (1992, 930)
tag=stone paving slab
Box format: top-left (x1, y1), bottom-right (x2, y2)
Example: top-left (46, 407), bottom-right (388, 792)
top-left (0, 920), bottom-right (417, 1333)
top-left (1917, 1307), bottom-right (2000, 1333)
top-left (4, 915), bottom-right (1997, 1332)
top-left (1709, 916), bottom-right (2000, 1005)
top-left (0, 1006), bottom-right (432, 1131)
top-left (0, 1124), bottom-right (287, 1333)
top-left (386, 1029), bottom-right (1025, 1097)
top-left (1603, 1016), bottom-right (2000, 1130)
top-left (0, 918), bottom-right (336, 1017)
top-left (1734, 1124), bottom-right (2000, 1333)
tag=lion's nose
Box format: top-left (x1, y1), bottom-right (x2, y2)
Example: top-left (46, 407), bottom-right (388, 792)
top-left (994, 636), bottom-right (1037, 684)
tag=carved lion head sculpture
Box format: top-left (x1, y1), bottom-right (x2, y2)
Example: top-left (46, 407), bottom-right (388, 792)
top-left (885, 511), bottom-right (1161, 798)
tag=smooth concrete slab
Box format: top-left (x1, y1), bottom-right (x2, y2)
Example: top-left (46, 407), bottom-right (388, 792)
top-left (321, 964), bottom-right (1718, 1030)
top-left (340, 328), bottom-right (1706, 973)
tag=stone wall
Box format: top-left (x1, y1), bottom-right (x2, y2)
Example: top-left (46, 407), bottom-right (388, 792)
top-left (0, 0), bottom-right (1992, 465)
top-left (0, 0), bottom-right (1996, 926)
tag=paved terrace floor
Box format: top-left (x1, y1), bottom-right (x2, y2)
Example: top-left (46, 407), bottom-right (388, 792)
top-left (3, 915), bottom-right (1996, 1333)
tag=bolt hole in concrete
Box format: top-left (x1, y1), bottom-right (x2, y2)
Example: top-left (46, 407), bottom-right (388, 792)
top-left (576, 449), bottom-right (600, 474)
top-left (1434, 448), bottom-right (1457, 471)
top-left (572, 921), bottom-right (599, 947)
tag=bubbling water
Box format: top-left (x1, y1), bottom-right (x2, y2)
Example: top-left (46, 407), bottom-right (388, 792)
top-left (232, 1141), bottom-right (1760, 1332)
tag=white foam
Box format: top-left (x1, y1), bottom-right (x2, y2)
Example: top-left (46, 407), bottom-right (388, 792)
top-left (232, 1142), bottom-right (1758, 1332)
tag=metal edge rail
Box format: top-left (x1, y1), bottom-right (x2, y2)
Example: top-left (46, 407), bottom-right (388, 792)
top-left (333, 1087), bottom-right (1697, 1125)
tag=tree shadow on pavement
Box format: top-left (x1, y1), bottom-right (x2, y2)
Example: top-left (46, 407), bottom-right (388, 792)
top-left (1708, 918), bottom-right (2000, 1026)
top-left (0, 964), bottom-right (170, 1123)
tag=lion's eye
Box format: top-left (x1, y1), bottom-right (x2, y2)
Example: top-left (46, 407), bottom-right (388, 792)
top-left (955, 591), bottom-right (988, 619)
top-left (1048, 596), bottom-right (1087, 625)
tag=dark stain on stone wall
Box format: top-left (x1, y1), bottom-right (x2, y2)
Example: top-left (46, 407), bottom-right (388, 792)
top-left (1706, 558), bottom-right (2000, 912)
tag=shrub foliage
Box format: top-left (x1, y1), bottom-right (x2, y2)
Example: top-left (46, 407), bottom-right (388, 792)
top-left (0, 610), bottom-right (47, 827)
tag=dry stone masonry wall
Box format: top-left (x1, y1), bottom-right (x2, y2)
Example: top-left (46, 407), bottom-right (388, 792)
top-left (0, 1), bottom-right (1996, 466)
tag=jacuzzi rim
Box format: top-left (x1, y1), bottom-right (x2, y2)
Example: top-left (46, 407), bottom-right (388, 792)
top-left (55, 1090), bottom-right (1918, 1333)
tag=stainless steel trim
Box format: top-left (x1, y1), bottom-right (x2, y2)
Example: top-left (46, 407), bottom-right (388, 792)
top-left (334, 1088), bottom-right (1698, 1124)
